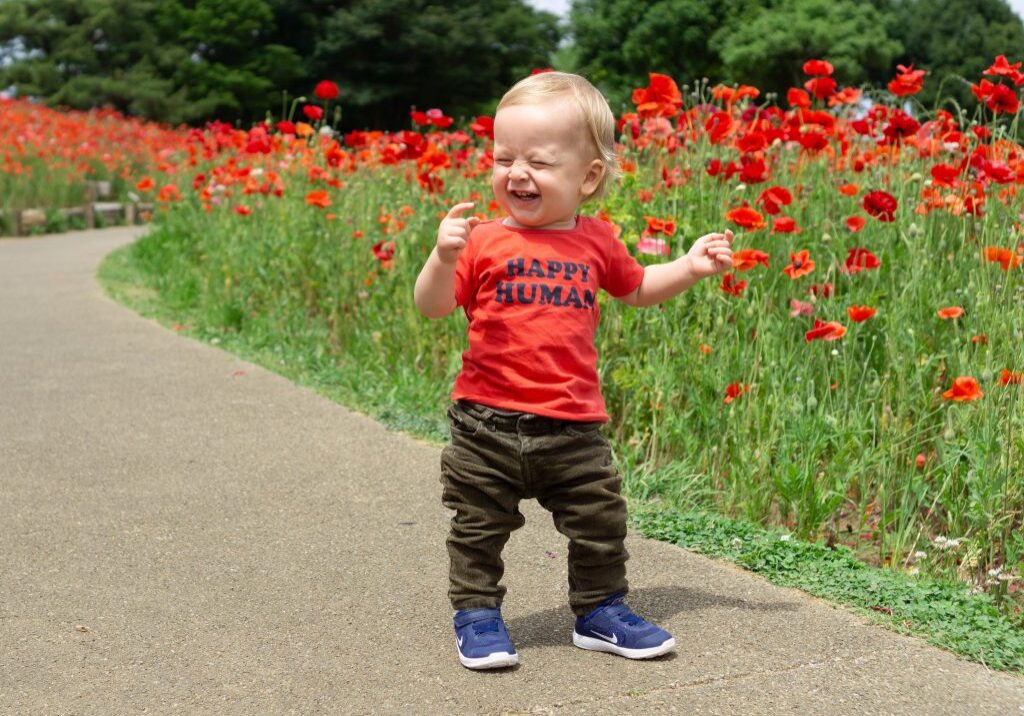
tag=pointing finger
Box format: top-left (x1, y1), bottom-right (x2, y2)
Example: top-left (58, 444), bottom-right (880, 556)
top-left (446, 202), bottom-right (476, 219)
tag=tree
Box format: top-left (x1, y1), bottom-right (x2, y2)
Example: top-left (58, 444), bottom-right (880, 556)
top-left (309, 0), bottom-right (562, 130)
top-left (712, 0), bottom-right (902, 99)
top-left (886, 0), bottom-right (1024, 112)
top-left (0, 0), bottom-right (303, 125)
top-left (569, 0), bottom-right (754, 112)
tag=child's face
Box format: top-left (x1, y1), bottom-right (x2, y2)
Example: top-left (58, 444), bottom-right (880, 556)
top-left (492, 99), bottom-right (604, 230)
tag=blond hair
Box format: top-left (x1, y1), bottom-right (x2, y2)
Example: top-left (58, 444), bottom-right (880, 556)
top-left (496, 71), bottom-right (618, 202)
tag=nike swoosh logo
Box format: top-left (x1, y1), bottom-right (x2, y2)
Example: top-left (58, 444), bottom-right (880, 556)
top-left (457, 635), bottom-right (464, 647)
top-left (591, 630), bottom-right (618, 644)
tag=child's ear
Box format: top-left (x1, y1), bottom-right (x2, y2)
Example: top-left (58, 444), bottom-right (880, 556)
top-left (581, 159), bottom-right (605, 197)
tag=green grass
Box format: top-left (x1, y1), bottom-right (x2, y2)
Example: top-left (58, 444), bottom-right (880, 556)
top-left (98, 237), bottom-right (1024, 674)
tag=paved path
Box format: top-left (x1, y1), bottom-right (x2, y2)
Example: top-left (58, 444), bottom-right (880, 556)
top-left (1, 226), bottom-right (1022, 715)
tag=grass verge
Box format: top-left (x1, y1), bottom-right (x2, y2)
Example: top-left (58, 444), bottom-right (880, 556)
top-left (97, 239), bottom-right (1024, 675)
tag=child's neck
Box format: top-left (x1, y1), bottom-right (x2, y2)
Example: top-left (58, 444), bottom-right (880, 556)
top-left (502, 215), bottom-right (578, 231)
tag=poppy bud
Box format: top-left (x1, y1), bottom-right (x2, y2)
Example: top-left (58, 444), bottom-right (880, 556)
top-left (915, 453), bottom-right (926, 470)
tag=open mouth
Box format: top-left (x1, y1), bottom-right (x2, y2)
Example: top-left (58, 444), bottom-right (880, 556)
top-left (511, 190), bottom-right (539, 201)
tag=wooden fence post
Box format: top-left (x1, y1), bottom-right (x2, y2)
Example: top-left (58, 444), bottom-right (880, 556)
top-left (84, 183), bottom-right (96, 229)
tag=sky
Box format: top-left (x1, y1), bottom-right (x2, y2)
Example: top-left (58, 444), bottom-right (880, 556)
top-left (526, 0), bottom-right (1024, 23)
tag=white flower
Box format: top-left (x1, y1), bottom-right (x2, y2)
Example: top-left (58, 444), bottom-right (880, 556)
top-left (914, 551), bottom-right (927, 560)
top-left (780, 534), bottom-right (792, 542)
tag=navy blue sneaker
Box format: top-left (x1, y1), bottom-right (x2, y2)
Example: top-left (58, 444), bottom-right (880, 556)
top-left (573, 593), bottom-right (675, 659)
top-left (453, 608), bottom-right (518, 669)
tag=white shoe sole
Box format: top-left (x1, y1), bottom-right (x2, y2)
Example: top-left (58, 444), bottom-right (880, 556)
top-left (458, 650), bottom-right (518, 670)
top-left (573, 631), bottom-right (676, 659)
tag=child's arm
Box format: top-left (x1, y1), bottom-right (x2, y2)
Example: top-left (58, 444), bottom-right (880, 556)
top-left (619, 230), bottom-right (734, 307)
top-left (414, 202), bottom-right (480, 319)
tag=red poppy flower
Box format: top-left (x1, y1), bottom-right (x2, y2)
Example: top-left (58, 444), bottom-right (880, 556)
top-left (783, 250), bottom-right (815, 279)
top-left (804, 76), bottom-right (837, 99)
top-left (930, 163), bottom-right (962, 187)
top-left (305, 190), bottom-right (331, 209)
top-left (838, 183), bottom-right (859, 197)
top-left (828, 87), bottom-right (862, 107)
top-left (842, 247), bottom-right (880, 274)
top-left (983, 246), bottom-right (1023, 271)
top-left (158, 184), bottom-right (181, 203)
top-left (725, 206), bottom-right (766, 230)
top-left (985, 55), bottom-right (1022, 77)
top-left (846, 305), bottom-right (877, 322)
top-left (276, 120), bottom-right (296, 135)
top-left (803, 59), bottom-right (834, 76)
top-left (737, 132), bottom-right (767, 153)
top-left (1001, 369), bottom-right (1023, 385)
top-left (937, 306), bottom-right (964, 319)
top-left (756, 186), bottom-right (792, 215)
top-left (888, 64), bottom-right (926, 96)
top-left (372, 240), bottom-right (396, 262)
top-left (302, 105), bottom-right (324, 122)
top-left (787, 88), bottom-right (812, 109)
top-left (807, 283), bottom-right (834, 298)
top-left (805, 319), bottom-right (847, 342)
top-left (862, 190), bottom-right (898, 222)
top-left (724, 382), bottom-right (750, 404)
top-left (632, 73), bottom-right (683, 118)
top-left (644, 216), bottom-right (676, 236)
top-left (971, 79), bottom-right (1020, 114)
top-left (314, 80), bottom-right (340, 100)
top-left (135, 176), bottom-right (155, 192)
top-left (732, 249), bottom-right (770, 271)
top-left (738, 157), bottom-right (769, 184)
top-left (771, 216), bottom-right (801, 234)
top-left (719, 273), bottom-right (747, 296)
top-left (470, 115), bottom-right (494, 140)
top-left (234, 205), bottom-right (252, 216)
top-left (942, 376), bottom-right (983, 401)
top-left (845, 216), bottom-right (866, 233)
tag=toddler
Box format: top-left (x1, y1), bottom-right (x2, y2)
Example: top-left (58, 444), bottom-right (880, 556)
top-left (414, 71), bottom-right (733, 669)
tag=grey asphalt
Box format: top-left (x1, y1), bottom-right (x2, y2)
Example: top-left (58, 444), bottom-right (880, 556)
top-left (1, 226), bottom-right (1022, 715)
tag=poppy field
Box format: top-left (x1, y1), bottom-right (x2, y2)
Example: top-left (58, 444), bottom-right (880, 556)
top-left (10, 63), bottom-right (1023, 615)
top-left (0, 98), bottom-right (191, 231)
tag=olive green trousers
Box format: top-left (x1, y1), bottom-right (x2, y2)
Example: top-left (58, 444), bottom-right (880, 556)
top-left (440, 400), bottom-right (629, 616)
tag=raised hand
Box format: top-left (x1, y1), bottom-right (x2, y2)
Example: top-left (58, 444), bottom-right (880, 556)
top-left (685, 229), bottom-right (734, 279)
top-left (436, 202), bottom-right (480, 264)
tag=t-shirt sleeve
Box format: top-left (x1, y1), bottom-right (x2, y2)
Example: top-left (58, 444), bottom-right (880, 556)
top-left (601, 232), bottom-right (645, 298)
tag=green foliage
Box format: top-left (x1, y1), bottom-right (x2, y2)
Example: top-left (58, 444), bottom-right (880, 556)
top-left (309, 0), bottom-right (561, 128)
top-left (0, 0), bottom-right (304, 125)
top-left (887, 0), bottom-right (1024, 112)
top-left (0, 0), bottom-right (560, 128)
top-left (569, 0), bottom-right (753, 110)
top-left (713, 0), bottom-right (903, 96)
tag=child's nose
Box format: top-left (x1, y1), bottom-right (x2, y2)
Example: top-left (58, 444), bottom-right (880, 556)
top-left (509, 161), bottom-right (529, 181)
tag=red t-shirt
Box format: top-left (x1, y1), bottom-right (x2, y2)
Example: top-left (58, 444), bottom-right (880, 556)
top-left (452, 216), bottom-right (645, 421)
